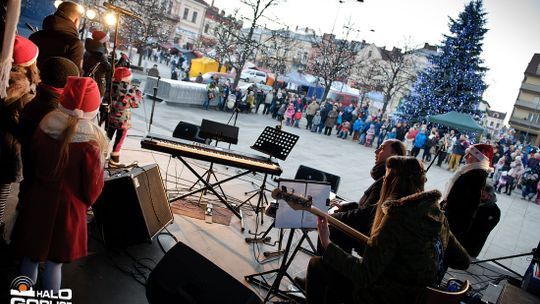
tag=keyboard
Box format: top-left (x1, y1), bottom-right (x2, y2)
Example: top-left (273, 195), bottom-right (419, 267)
top-left (141, 133), bottom-right (282, 176)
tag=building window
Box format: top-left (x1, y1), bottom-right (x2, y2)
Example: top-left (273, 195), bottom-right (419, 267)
top-left (204, 23), bottom-right (210, 34)
top-left (490, 121), bottom-right (494, 127)
top-left (183, 8), bottom-right (189, 20)
top-left (496, 123), bottom-right (500, 128)
top-left (192, 11), bottom-right (198, 23)
top-left (527, 113), bottom-right (540, 123)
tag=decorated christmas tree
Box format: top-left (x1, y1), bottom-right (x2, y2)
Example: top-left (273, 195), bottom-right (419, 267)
top-left (398, 0), bottom-right (488, 123)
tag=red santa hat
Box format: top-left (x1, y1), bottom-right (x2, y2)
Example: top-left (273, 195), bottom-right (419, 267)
top-left (13, 35), bottom-right (39, 67)
top-left (92, 30), bottom-right (109, 44)
top-left (59, 77), bottom-right (101, 120)
top-left (113, 67), bottom-right (132, 82)
top-left (466, 144), bottom-right (494, 167)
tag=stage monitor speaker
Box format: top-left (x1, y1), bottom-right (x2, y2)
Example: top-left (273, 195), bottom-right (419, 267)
top-left (294, 165), bottom-right (341, 194)
top-left (93, 164), bottom-right (173, 247)
top-left (172, 121), bottom-right (207, 144)
top-left (146, 242), bottom-right (261, 304)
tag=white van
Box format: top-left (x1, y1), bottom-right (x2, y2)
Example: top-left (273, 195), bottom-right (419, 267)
top-left (240, 69), bottom-right (267, 84)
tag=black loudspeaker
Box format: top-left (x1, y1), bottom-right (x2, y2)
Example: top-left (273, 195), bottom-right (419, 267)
top-left (294, 165), bottom-right (341, 194)
top-left (172, 121), bottom-right (207, 143)
top-left (146, 242), bottom-right (261, 304)
top-left (93, 164), bottom-right (173, 247)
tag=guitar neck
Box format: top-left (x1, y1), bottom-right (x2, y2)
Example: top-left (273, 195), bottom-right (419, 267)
top-left (308, 207), bottom-right (369, 245)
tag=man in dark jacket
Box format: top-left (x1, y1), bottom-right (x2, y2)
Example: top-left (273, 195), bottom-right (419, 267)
top-left (83, 31), bottom-right (111, 97)
top-left (316, 139), bottom-right (407, 255)
top-left (29, 1), bottom-right (84, 71)
top-left (442, 143), bottom-right (492, 254)
top-left (395, 121), bottom-right (407, 141)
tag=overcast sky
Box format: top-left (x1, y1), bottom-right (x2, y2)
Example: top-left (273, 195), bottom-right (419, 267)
top-left (212, 0), bottom-right (540, 117)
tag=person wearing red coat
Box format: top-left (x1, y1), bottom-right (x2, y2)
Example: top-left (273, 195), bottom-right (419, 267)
top-left (11, 77), bottom-right (108, 293)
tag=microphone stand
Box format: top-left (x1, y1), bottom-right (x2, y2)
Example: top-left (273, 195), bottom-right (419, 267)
top-left (148, 76), bottom-right (160, 132)
top-left (104, 11), bottom-right (120, 133)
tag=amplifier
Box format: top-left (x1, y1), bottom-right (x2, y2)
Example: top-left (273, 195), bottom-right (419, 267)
top-left (93, 164), bottom-right (173, 247)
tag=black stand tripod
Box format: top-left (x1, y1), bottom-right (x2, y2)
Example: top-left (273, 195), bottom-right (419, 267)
top-left (148, 76), bottom-right (160, 132)
top-left (244, 127), bottom-right (299, 242)
top-left (226, 107), bottom-right (240, 150)
top-left (245, 229), bottom-right (309, 303)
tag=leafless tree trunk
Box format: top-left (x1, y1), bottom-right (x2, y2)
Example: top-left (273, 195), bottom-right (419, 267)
top-left (115, 0), bottom-right (175, 67)
top-left (373, 45), bottom-right (417, 114)
top-left (257, 28), bottom-right (297, 86)
top-left (219, 0), bottom-right (281, 89)
top-left (307, 26), bottom-right (358, 101)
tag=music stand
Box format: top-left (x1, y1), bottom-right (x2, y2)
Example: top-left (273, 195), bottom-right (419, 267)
top-left (240, 127), bottom-right (298, 229)
top-left (245, 180), bottom-right (331, 303)
top-left (190, 119), bottom-right (239, 223)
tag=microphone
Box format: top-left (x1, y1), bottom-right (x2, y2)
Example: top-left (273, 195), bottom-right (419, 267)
top-left (103, 2), bottom-right (143, 20)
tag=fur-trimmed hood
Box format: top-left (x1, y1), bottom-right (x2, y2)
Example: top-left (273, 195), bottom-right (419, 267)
top-left (381, 189), bottom-right (444, 239)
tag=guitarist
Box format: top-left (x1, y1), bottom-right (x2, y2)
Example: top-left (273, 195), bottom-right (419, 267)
top-left (316, 139), bottom-right (406, 255)
top-left (307, 157), bottom-right (470, 304)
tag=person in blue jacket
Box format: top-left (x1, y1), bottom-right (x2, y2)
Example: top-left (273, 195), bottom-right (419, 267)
top-left (352, 117), bottom-right (364, 141)
top-left (412, 129), bottom-right (427, 157)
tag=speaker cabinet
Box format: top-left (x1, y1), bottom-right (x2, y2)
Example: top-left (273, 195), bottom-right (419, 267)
top-left (294, 165), bottom-right (341, 194)
top-left (172, 121), bottom-right (207, 143)
top-left (93, 164), bottom-right (173, 247)
top-left (146, 242), bottom-right (261, 304)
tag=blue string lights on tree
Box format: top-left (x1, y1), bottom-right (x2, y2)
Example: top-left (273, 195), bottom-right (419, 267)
top-left (397, 0), bottom-right (488, 123)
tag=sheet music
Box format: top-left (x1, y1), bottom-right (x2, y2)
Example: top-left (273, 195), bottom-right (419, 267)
top-left (275, 180), bottom-right (331, 229)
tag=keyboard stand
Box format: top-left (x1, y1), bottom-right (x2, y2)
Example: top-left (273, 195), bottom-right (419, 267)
top-left (170, 155), bottom-right (250, 231)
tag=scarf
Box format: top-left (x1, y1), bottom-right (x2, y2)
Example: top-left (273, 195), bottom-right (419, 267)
top-left (443, 160), bottom-right (493, 201)
top-left (370, 160), bottom-right (387, 180)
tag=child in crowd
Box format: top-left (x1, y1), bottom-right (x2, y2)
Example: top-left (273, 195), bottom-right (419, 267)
top-left (277, 102), bottom-right (287, 123)
top-left (352, 116), bottom-right (364, 141)
top-left (285, 103), bottom-right (295, 126)
top-left (12, 77), bottom-right (108, 294)
top-left (365, 124), bottom-right (375, 147)
top-left (0, 36), bottom-right (40, 240)
top-left (495, 172), bottom-right (509, 193)
top-left (337, 120), bottom-right (350, 139)
top-left (107, 67), bottom-right (142, 166)
top-left (311, 111), bottom-right (321, 132)
top-left (521, 172), bottom-right (539, 201)
top-left (293, 110), bottom-right (302, 128)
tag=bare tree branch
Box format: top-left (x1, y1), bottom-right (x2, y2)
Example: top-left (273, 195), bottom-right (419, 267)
top-left (307, 25), bottom-right (359, 101)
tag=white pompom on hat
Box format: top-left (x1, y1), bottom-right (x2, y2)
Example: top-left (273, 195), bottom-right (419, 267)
top-left (58, 77), bottom-right (101, 120)
top-left (466, 143), bottom-right (494, 167)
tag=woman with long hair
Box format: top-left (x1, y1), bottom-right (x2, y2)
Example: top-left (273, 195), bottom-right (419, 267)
top-left (306, 156), bottom-right (470, 304)
top-left (11, 77), bottom-right (108, 293)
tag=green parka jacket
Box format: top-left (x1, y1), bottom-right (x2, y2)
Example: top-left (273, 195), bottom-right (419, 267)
top-left (323, 190), bottom-right (470, 304)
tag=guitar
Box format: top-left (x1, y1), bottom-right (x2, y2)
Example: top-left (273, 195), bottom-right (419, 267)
top-left (271, 186), bottom-right (369, 245)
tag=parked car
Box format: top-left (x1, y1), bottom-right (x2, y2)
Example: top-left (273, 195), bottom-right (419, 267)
top-left (240, 69), bottom-right (267, 84)
top-left (237, 83), bottom-right (273, 94)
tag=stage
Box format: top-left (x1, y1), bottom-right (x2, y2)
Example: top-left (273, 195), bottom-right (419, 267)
top-left (2, 81), bottom-right (540, 303)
